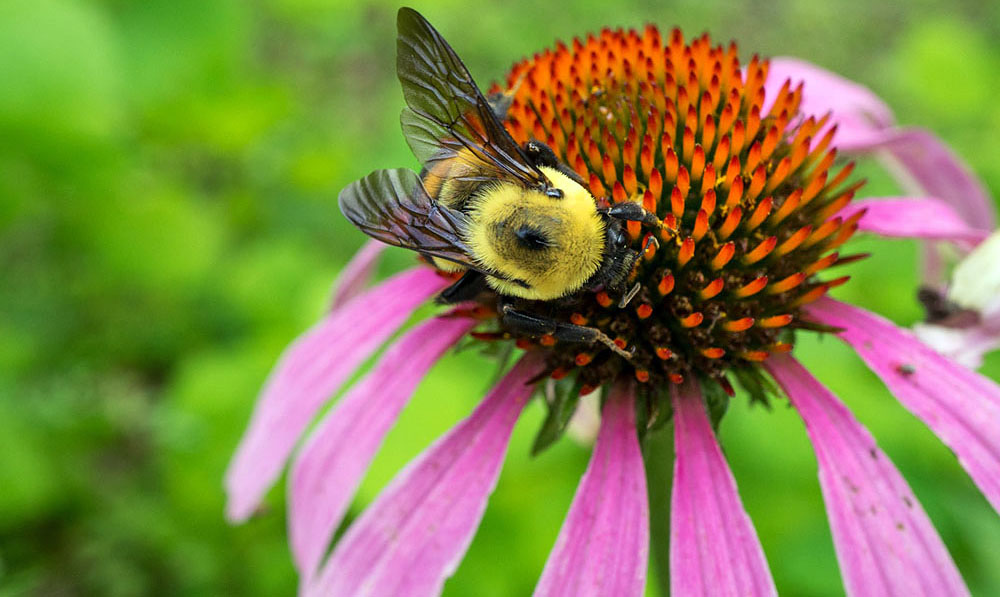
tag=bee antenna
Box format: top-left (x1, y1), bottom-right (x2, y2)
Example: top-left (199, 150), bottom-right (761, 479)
top-left (618, 282), bottom-right (641, 308)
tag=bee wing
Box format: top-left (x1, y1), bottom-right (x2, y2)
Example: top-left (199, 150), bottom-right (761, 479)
top-left (339, 168), bottom-right (487, 272)
top-left (396, 7), bottom-right (548, 189)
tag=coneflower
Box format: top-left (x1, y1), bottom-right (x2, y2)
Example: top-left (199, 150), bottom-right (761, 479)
top-left (226, 10), bottom-right (998, 596)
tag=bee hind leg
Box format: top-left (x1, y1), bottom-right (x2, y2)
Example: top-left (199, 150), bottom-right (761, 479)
top-left (500, 304), bottom-right (633, 359)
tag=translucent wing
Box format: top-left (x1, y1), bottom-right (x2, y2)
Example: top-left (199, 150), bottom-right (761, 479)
top-left (338, 168), bottom-right (486, 272)
top-left (396, 7), bottom-right (548, 190)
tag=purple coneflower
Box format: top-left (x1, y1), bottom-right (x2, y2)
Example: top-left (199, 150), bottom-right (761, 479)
top-left (226, 14), bottom-right (999, 596)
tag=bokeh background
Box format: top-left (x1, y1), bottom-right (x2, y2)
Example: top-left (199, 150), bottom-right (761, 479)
top-left (2, 0), bottom-right (999, 594)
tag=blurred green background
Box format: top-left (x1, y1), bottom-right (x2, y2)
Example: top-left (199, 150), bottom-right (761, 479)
top-left (2, 0), bottom-right (999, 594)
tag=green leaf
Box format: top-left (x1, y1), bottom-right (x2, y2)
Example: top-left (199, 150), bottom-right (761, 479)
top-left (530, 376), bottom-right (584, 456)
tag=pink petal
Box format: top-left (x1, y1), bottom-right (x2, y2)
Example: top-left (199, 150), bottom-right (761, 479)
top-left (765, 57), bottom-right (894, 151)
top-left (670, 380), bottom-right (777, 597)
top-left (224, 267), bottom-right (448, 522)
top-left (839, 197), bottom-right (989, 244)
top-left (289, 315), bottom-right (475, 580)
top-left (765, 59), bottom-right (995, 233)
top-left (876, 128), bottom-right (995, 231)
top-left (534, 382), bottom-right (648, 597)
top-left (806, 297), bottom-right (1000, 514)
top-left (766, 354), bottom-right (969, 596)
top-left (329, 240), bottom-right (386, 310)
top-left (306, 355), bottom-right (542, 597)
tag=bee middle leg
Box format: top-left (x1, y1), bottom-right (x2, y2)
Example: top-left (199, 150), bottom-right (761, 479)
top-left (500, 304), bottom-right (633, 359)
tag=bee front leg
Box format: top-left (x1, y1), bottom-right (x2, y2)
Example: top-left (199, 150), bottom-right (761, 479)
top-left (500, 304), bottom-right (633, 359)
top-left (606, 202), bottom-right (662, 228)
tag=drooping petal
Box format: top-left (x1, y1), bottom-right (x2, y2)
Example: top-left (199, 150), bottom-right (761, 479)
top-left (876, 128), bottom-right (995, 231)
top-left (306, 355), bottom-right (542, 597)
top-left (838, 198), bottom-right (988, 244)
top-left (670, 380), bottom-right (777, 597)
top-left (289, 315), bottom-right (475, 580)
top-left (807, 297), bottom-right (1000, 514)
top-left (534, 382), bottom-right (648, 597)
top-left (765, 57), bottom-right (894, 151)
top-left (329, 240), bottom-right (386, 310)
top-left (225, 267), bottom-right (448, 522)
top-left (766, 354), bottom-right (969, 596)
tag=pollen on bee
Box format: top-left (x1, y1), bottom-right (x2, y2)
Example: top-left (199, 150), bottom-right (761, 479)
top-left (701, 347), bottom-right (725, 359)
top-left (550, 367), bottom-right (569, 380)
top-left (655, 346), bottom-right (673, 360)
top-left (635, 369), bottom-right (650, 382)
top-left (570, 312), bottom-right (589, 325)
top-left (669, 373), bottom-right (685, 384)
top-left (636, 303), bottom-right (654, 319)
top-left (539, 334), bottom-right (557, 346)
top-left (575, 353), bottom-right (593, 366)
top-left (596, 291), bottom-right (614, 308)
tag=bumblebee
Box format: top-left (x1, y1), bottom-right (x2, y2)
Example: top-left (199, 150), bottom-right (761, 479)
top-left (339, 8), bottom-right (658, 357)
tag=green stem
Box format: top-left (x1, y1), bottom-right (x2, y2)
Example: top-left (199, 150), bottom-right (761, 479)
top-left (644, 423), bottom-right (675, 597)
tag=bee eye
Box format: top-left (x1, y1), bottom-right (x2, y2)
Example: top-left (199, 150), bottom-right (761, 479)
top-left (515, 226), bottom-right (551, 250)
top-left (544, 187), bottom-right (564, 199)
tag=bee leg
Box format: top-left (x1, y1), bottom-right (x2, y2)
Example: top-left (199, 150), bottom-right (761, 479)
top-left (522, 141), bottom-right (587, 187)
top-left (437, 270), bottom-right (488, 304)
top-left (500, 305), bottom-right (633, 359)
top-left (607, 202), bottom-right (662, 228)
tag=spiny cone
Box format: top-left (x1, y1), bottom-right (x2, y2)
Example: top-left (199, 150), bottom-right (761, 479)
top-left (479, 26), bottom-right (863, 392)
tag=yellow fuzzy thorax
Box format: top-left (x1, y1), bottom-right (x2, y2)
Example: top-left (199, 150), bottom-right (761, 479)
top-left (465, 167), bottom-right (605, 300)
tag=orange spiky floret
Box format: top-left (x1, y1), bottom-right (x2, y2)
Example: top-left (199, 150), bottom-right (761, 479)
top-left (490, 25), bottom-right (864, 389)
